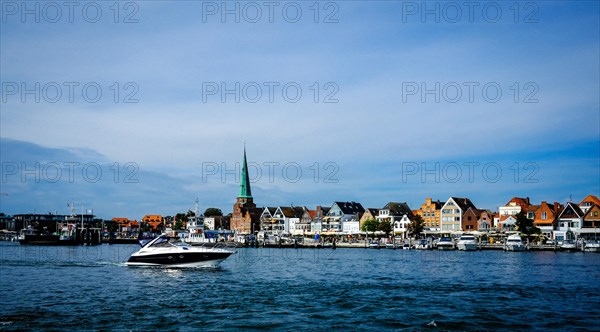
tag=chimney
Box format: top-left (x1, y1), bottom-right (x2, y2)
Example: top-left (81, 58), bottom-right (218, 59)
top-left (525, 197), bottom-right (530, 205)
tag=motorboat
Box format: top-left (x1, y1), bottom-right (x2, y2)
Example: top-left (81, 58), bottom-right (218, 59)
top-left (504, 234), bottom-right (527, 251)
top-left (18, 227), bottom-right (60, 245)
top-left (402, 243), bottom-right (412, 250)
top-left (457, 234), bottom-right (478, 251)
top-left (368, 241), bottom-right (380, 249)
top-left (584, 240), bottom-right (600, 252)
top-left (436, 237), bottom-right (455, 250)
top-left (127, 235), bottom-right (235, 268)
top-left (414, 239), bottom-right (430, 250)
top-left (560, 240), bottom-right (577, 252)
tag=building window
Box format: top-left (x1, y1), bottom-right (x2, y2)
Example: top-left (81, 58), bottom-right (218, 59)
top-left (542, 212), bottom-right (547, 220)
top-left (594, 211), bottom-right (598, 217)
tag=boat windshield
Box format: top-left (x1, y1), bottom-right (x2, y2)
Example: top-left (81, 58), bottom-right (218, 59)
top-left (149, 236), bottom-right (188, 248)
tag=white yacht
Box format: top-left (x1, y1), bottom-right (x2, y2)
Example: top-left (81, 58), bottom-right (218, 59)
top-left (414, 239), bottom-right (430, 250)
top-left (457, 234), bottom-right (478, 251)
top-left (584, 240), bottom-right (600, 252)
top-left (560, 240), bottom-right (577, 251)
top-left (436, 237), bottom-right (455, 250)
top-left (127, 235), bottom-right (235, 268)
top-left (504, 234), bottom-right (527, 251)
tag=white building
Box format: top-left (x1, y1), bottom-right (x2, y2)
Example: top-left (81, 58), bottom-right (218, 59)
top-left (440, 197), bottom-right (476, 231)
top-left (554, 202), bottom-right (585, 242)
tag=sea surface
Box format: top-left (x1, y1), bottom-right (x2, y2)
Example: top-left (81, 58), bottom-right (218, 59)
top-left (1, 242), bottom-right (599, 331)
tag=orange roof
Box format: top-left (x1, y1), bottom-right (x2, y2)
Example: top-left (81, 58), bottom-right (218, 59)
top-left (506, 197), bottom-right (531, 208)
top-left (580, 195), bottom-right (600, 206)
top-left (142, 215), bottom-right (163, 222)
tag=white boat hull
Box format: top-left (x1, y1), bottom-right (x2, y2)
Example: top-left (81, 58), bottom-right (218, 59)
top-left (504, 244), bottom-right (527, 251)
top-left (584, 244), bottom-right (600, 252)
top-left (126, 257), bottom-right (228, 268)
top-left (457, 243), bottom-right (478, 251)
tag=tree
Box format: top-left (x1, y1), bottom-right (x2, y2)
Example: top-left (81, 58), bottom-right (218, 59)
top-left (407, 214), bottom-right (424, 238)
top-left (379, 220), bottom-right (393, 236)
top-left (175, 213), bottom-right (187, 222)
top-left (204, 208), bottom-right (223, 216)
top-left (361, 218), bottom-right (379, 234)
top-left (515, 211), bottom-right (540, 235)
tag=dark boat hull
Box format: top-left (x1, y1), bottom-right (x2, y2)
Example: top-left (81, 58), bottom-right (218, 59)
top-left (19, 234), bottom-right (62, 245)
top-left (127, 251), bottom-right (233, 267)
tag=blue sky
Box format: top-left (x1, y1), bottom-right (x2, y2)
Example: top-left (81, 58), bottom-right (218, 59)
top-left (1, 1), bottom-right (599, 219)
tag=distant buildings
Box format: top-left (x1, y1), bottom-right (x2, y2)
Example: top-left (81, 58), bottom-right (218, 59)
top-left (2, 147), bottom-right (598, 243)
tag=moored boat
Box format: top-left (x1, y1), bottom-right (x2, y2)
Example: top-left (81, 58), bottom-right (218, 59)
top-left (504, 234), bottom-right (527, 251)
top-left (414, 239), bottom-right (430, 250)
top-left (18, 228), bottom-right (60, 245)
top-left (368, 241), bottom-right (380, 249)
top-left (457, 234), bottom-right (478, 251)
top-left (584, 240), bottom-right (600, 252)
top-left (436, 237), bottom-right (455, 250)
top-left (560, 240), bottom-right (577, 252)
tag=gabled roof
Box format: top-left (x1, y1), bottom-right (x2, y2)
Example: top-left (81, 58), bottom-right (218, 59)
top-left (381, 202), bottom-right (413, 217)
top-left (463, 207), bottom-right (485, 218)
top-left (276, 206), bottom-right (305, 218)
top-left (333, 201), bottom-right (365, 215)
top-left (428, 199), bottom-right (445, 209)
top-left (505, 197), bottom-right (531, 208)
top-left (580, 195), bottom-right (600, 206)
top-left (262, 207), bottom-right (277, 216)
top-left (449, 197), bottom-right (477, 211)
top-left (558, 202), bottom-right (585, 219)
top-left (365, 208), bottom-right (380, 216)
top-left (584, 204), bottom-right (600, 219)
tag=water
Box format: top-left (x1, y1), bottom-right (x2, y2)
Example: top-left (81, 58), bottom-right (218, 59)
top-left (1, 242), bottom-right (599, 331)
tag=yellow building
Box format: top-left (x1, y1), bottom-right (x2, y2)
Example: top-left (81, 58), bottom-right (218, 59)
top-left (416, 198), bottom-right (443, 230)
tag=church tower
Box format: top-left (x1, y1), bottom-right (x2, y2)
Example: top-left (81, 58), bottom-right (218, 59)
top-left (237, 146), bottom-right (254, 206)
top-left (231, 146), bottom-right (258, 234)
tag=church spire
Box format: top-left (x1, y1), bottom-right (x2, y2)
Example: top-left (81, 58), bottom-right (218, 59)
top-left (238, 145), bottom-right (252, 199)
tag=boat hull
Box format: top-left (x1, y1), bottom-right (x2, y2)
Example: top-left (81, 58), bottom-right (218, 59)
top-left (126, 251), bottom-right (233, 268)
top-left (437, 245), bottom-right (455, 251)
top-left (457, 243), bottom-right (478, 251)
top-left (504, 244), bottom-right (527, 251)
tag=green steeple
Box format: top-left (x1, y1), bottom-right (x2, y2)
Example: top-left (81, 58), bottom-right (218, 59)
top-left (238, 146), bottom-right (252, 199)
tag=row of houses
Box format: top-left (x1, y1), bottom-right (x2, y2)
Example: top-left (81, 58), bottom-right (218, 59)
top-left (231, 195), bottom-right (600, 241)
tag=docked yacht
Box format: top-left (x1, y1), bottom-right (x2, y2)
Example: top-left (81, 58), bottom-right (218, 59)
top-left (504, 234), bottom-right (527, 251)
top-left (436, 237), bottom-right (455, 250)
top-left (414, 239), bottom-right (430, 250)
top-left (457, 234), bottom-right (478, 251)
top-left (560, 240), bottom-right (577, 252)
top-left (584, 240), bottom-right (600, 252)
top-left (127, 235), bottom-right (235, 268)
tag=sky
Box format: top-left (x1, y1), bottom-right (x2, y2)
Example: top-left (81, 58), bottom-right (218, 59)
top-left (1, 0), bottom-right (599, 219)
